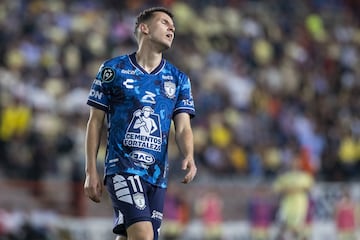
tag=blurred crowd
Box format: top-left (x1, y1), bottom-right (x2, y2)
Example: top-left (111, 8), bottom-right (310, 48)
top-left (0, 204), bottom-right (60, 240)
top-left (1, 0), bottom-right (360, 188)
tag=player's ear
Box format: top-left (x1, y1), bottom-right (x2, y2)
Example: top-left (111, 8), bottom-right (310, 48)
top-left (139, 23), bottom-right (149, 35)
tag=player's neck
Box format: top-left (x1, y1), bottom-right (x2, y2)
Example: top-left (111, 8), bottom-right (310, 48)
top-left (135, 48), bottom-right (163, 73)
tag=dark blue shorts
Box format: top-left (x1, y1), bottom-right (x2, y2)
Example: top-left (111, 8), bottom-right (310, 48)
top-left (105, 173), bottom-right (166, 239)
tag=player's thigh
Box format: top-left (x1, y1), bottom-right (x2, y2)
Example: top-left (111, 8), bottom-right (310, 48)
top-left (106, 173), bottom-right (153, 236)
top-left (127, 220), bottom-right (154, 240)
top-left (146, 185), bottom-right (166, 238)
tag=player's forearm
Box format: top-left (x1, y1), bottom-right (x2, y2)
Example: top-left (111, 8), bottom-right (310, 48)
top-left (85, 119), bottom-right (103, 174)
top-left (175, 127), bottom-right (194, 159)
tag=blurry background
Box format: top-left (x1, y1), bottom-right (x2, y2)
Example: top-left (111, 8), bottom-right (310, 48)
top-left (0, 0), bottom-right (360, 239)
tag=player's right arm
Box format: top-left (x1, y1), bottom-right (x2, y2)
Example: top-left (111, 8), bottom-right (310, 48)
top-left (84, 107), bottom-right (106, 203)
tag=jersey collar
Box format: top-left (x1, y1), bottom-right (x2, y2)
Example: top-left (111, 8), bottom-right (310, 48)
top-left (129, 52), bottom-right (165, 75)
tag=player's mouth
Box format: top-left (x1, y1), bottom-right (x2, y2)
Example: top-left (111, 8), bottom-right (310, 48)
top-left (166, 33), bottom-right (173, 40)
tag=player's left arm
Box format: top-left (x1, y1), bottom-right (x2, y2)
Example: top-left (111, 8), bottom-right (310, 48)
top-left (173, 112), bottom-right (197, 184)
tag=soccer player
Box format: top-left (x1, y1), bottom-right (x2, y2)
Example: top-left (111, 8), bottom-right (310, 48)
top-left (83, 7), bottom-right (197, 240)
top-left (273, 157), bottom-right (314, 240)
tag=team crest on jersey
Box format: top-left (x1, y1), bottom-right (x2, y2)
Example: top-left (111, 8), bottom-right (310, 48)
top-left (133, 193), bottom-right (146, 210)
top-left (163, 81), bottom-right (176, 99)
top-left (101, 67), bottom-right (115, 82)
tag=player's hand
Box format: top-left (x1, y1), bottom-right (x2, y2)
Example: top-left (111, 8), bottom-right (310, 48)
top-left (181, 157), bottom-right (197, 184)
top-left (84, 172), bottom-right (103, 203)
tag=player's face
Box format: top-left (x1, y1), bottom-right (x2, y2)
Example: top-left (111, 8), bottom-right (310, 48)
top-left (147, 12), bottom-right (175, 50)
